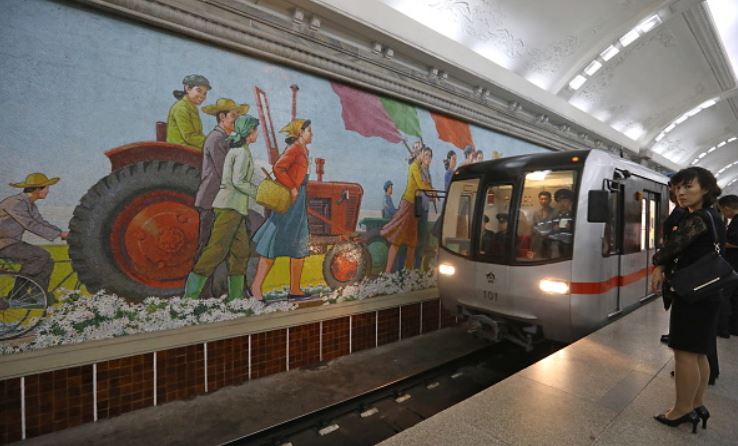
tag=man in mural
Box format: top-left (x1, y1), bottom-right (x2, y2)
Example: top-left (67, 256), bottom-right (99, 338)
top-left (382, 180), bottom-right (397, 220)
top-left (474, 150), bottom-right (485, 163)
top-left (461, 144), bottom-right (475, 166)
top-left (250, 119), bottom-right (313, 301)
top-left (0, 173), bottom-right (68, 304)
top-left (381, 146), bottom-right (432, 273)
top-left (183, 115), bottom-right (260, 301)
top-left (166, 74), bottom-right (211, 150)
top-left (194, 98), bottom-right (250, 297)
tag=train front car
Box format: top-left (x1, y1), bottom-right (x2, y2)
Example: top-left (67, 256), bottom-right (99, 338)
top-left (438, 150), bottom-right (668, 347)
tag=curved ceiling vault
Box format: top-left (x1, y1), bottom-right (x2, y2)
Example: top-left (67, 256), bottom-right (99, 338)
top-left (308, 0), bottom-right (738, 193)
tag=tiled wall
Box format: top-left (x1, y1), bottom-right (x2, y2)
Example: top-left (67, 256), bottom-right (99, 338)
top-left (0, 299), bottom-right (455, 443)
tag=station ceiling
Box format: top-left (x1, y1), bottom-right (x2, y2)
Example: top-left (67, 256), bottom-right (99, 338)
top-left (307, 0), bottom-right (738, 193)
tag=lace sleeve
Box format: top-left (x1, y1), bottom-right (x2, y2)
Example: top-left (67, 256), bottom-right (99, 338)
top-left (652, 213), bottom-right (708, 266)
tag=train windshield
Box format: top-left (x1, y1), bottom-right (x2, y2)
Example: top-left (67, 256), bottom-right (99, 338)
top-left (516, 170), bottom-right (578, 262)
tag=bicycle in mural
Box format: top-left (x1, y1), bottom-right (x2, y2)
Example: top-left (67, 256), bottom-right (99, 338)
top-left (0, 258), bottom-right (79, 340)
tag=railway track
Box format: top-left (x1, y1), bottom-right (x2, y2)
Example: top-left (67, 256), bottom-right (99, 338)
top-left (222, 340), bottom-right (561, 446)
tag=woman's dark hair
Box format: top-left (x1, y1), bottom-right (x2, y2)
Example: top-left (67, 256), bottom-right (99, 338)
top-left (285, 119), bottom-right (312, 145)
top-left (670, 166), bottom-right (721, 207)
top-left (443, 150), bottom-right (456, 170)
top-left (173, 75), bottom-right (211, 100)
top-left (421, 146), bottom-right (433, 157)
top-left (23, 186), bottom-right (43, 193)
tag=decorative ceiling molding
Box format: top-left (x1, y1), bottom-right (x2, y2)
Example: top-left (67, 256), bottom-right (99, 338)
top-left (683, 1), bottom-right (737, 91)
top-left (69, 0), bottom-right (670, 171)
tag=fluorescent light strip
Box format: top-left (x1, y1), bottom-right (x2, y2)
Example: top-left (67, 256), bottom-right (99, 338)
top-left (584, 60), bottom-right (602, 76)
top-left (656, 97), bottom-right (720, 144)
top-left (639, 14), bottom-right (662, 33)
top-left (690, 135), bottom-right (737, 165)
top-left (600, 45), bottom-right (619, 61)
top-left (569, 75), bottom-right (587, 90)
top-left (619, 29), bottom-right (641, 47)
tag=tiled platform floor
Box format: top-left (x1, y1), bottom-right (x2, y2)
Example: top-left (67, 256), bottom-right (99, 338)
top-left (380, 300), bottom-right (738, 446)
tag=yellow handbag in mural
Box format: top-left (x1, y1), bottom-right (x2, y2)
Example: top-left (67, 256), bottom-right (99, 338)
top-left (256, 167), bottom-right (291, 213)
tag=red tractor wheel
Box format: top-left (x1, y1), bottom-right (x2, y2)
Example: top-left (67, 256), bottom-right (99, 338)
top-left (322, 241), bottom-right (370, 289)
top-left (68, 160), bottom-right (200, 301)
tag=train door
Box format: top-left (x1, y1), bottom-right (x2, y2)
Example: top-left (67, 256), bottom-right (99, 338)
top-left (643, 191), bottom-right (660, 298)
top-left (603, 180), bottom-right (624, 316)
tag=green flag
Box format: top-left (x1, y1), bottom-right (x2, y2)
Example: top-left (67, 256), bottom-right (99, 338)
top-left (379, 97), bottom-right (422, 137)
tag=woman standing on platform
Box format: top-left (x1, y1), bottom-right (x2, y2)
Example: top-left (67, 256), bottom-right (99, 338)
top-left (650, 166), bottom-right (725, 432)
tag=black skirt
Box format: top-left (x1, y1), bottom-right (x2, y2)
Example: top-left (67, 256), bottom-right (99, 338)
top-left (668, 292), bottom-right (720, 354)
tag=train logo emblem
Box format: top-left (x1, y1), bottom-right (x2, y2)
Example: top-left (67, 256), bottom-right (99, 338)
top-left (486, 272), bottom-right (496, 284)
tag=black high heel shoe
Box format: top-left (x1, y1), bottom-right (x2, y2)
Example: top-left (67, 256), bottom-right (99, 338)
top-left (653, 411), bottom-right (699, 433)
top-left (694, 406), bottom-right (710, 429)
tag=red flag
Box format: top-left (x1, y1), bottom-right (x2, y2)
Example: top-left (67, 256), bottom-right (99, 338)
top-left (330, 82), bottom-right (403, 143)
top-left (430, 112), bottom-right (474, 149)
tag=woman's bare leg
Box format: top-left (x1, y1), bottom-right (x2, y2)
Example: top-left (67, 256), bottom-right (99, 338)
top-left (693, 354), bottom-right (710, 408)
top-left (667, 349), bottom-right (700, 418)
top-left (385, 244), bottom-right (399, 274)
top-left (250, 257), bottom-right (274, 299)
top-left (289, 257), bottom-right (306, 295)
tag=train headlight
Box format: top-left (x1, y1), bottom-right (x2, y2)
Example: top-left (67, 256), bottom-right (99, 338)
top-left (539, 279), bottom-right (569, 295)
top-left (439, 263), bottom-right (456, 276)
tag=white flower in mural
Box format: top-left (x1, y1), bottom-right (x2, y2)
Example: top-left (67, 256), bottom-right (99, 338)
top-left (0, 270), bottom-right (436, 355)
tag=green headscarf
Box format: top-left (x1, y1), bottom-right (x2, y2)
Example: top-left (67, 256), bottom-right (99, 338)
top-left (227, 114), bottom-right (260, 145)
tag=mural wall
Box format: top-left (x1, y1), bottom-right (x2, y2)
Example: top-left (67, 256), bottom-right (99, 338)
top-left (0, 0), bottom-right (548, 353)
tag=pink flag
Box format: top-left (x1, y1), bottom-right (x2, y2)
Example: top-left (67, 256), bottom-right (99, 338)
top-left (330, 82), bottom-right (403, 143)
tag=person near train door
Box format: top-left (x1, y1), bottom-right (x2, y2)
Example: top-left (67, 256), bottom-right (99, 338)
top-left (549, 188), bottom-right (575, 258)
top-left (530, 191), bottom-right (555, 259)
top-left (0, 173), bottom-right (69, 305)
top-left (183, 115), bottom-right (260, 301)
top-left (660, 184), bottom-right (688, 344)
top-left (650, 166), bottom-right (725, 430)
top-left (717, 194), bottom-right (738, 336)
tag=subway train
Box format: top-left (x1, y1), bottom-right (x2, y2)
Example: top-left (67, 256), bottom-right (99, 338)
top-left (437, 149), bottom-right (669, 347)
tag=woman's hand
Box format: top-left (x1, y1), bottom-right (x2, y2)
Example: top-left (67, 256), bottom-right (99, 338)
top-left (290, 188), bottom-right (298, 202)
top-left (650, 266), bottom-right (664, 294)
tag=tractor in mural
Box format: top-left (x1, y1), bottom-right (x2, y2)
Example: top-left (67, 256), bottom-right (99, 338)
top-left (67, 84), bottom-right (372, 301)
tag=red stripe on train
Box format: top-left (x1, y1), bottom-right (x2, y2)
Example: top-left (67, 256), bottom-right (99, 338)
top-left (570, 265), bottom-right (656, 294)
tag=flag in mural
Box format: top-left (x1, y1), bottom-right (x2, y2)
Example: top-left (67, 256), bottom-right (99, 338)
top-left (430, 112), bottom-right (474, 149)
top-left (330, 82), bottom-right (421, 142)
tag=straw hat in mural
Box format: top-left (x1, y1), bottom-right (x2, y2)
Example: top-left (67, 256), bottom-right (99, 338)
top-left (9, 173), bottom-right (60, 188)
top-left (202, 98), bottom-right (250, 116)
top-left (280, 118), bottom-right (308, 139)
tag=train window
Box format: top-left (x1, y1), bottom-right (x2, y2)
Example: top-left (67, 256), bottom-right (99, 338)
top-left (442, 178), bottom-right (480, 257)
top-left (516, 170), bottom-right (578, 262)
top-left (478, 184), bottom-right (514, 259)
top-left (602, 188), bottom-right (621, 257)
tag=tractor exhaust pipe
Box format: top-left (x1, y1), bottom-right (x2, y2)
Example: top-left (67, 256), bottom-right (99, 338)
top-left (290, 84), bottom-right (299, 120)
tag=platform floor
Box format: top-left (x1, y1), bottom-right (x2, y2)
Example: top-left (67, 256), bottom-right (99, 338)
top-left (380, 299), bottom-right (738, 446)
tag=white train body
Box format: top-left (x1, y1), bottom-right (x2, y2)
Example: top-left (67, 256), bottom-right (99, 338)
top-left (438, 150), bottom-right (669, 343)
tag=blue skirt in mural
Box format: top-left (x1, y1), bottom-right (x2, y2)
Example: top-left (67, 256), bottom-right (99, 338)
top-left (253, 183), bottom-right (309, 259)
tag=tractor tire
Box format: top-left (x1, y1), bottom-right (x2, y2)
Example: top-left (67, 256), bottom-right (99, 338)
top-left (68, 160), bottom-right (200, 302)
top-left (322, 241), bottom-right (370, 290)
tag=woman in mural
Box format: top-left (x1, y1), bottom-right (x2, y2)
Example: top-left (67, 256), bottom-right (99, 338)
top-left (381, 146), bottom-right (432, 273)
top-left (166, 74), bottom-right (211, 150)
top-left (250, 119), bottom-right (312, 300)
top-left (415, 146), bottom-right (434, 268)
top-left (183, 115), bottom-right (260, 301)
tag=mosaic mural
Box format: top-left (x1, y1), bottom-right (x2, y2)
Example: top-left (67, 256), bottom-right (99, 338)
top-left (0, 0), bottom-right (547, 353)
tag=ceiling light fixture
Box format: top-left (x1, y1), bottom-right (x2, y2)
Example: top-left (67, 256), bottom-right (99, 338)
top-left (584, 60), bottom-right (603, 76)
top-left (619, 29), bottom-right (641, 47)
top-left (600, 45), bottom-right (620, 61)
top-left (638, 14), bottom-right (663, 33)
top-left (689, 135), bottom-right (737, 165)
top-left (654, 97), bottom-right (720, 144)
top-left (569, 75), bottom-right (587, 90)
